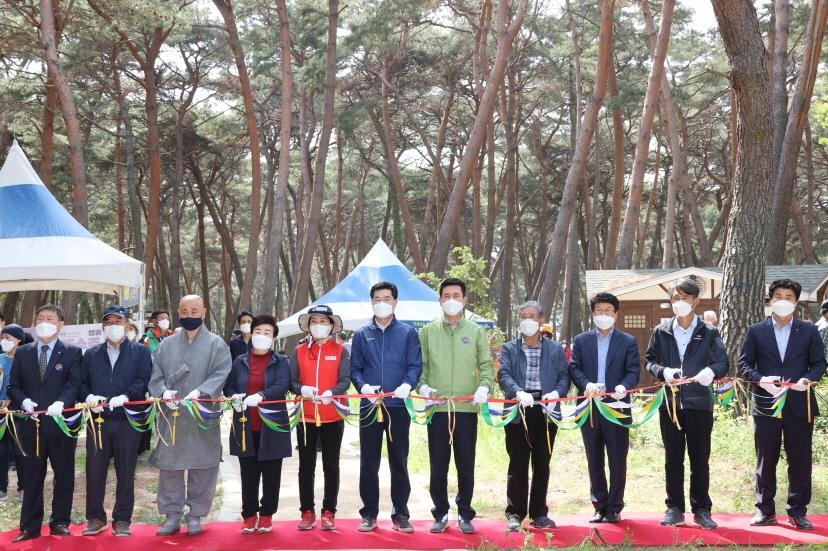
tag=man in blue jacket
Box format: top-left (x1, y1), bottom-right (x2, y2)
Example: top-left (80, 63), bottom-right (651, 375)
top-left (350, 281), bottom-right (422, 533)
top-left (569, 292), bottom-right (639, 524)
top-left (80, 305), bottom-right (153, 537)
top-left (645, 278), bottom-right (728, 530)
top-left (739, 278), bottom-right (826, 530)
top-left (498, 301), bottom-right (569, 532)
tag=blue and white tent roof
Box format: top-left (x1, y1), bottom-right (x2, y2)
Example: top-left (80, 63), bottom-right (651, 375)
top-left (278, 239), bottom-right (489, 336)
top-left (0, 140), bottom-right (143, 295)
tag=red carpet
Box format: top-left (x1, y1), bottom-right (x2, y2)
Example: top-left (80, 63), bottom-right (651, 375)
top-left (1, 514), bottom-right (827, 549)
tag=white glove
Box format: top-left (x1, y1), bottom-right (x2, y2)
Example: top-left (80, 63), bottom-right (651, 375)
top-left (693, 367), bottom-right (715, 387)
top-left (85, 394), bottom-right (106, 413)
top-left (541, 391), bottom-right (559, 402)
top-left (21, 398), bottom-right (37, 414)
top-left (301, 385), bottom-right (318, 398)
top-left (418, 384), bottom-right (437, 397)
top-left (472, 386), bottom-right (489, 405)
top-left (243, 393), bottom-right (263, 409)
top-left (360, 384), bottom-right (382, 404)
top-left (663, 367), bottom-right (683, 383)
top-left (229, 393), bottom-right (245, 412)
top-left (108, 394), bottom-right (128, 410)
top-left (162, 389), bottom-right (179, 410)
top-left (759, 375), bottom-right (782, 396)
top-left (515, 390), bottom-right (534, 407)
top-left (790, 377), bottom-right (809, 392)
top-left (585, 382), bottom-right (604, 396)
top-left (46, 401), bottom-right (64, 417)
top-left (393, 383), bottom-right (412, 399)
top-left (183, 389), bottom-right (201, 402)
top-left (610, 385), bottom-right (627, 400)
top-left (319, 390), bottom-right (333, 405)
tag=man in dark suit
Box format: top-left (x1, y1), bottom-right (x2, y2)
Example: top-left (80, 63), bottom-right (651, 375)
top-left (7, 304), bottom-right (82, 542)
top-left (738, 278), bottom-right (826, 530)
top-left (569, 292), bottom-right (640, 523)
top-left (80, 305), bottom-right (152, 537)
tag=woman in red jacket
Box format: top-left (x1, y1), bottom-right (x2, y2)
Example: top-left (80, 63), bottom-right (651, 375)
top-left (289, 305), bottom-right (350, 531)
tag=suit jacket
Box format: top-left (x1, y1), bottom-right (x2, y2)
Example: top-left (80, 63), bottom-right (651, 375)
top-left (498, 337), bottom-right (570, 419)
top-left (738, 318), bottom-right (827, 419)
top-left (569, 329), bottom-right (640, 422)
top-left (7, 339), bottom-right (82, 437)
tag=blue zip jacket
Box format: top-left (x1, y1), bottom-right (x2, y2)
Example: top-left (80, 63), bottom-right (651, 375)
top-left (350, 315), bottom-right (423, 408)
top-left (80, 338), bottom-right (153, 418)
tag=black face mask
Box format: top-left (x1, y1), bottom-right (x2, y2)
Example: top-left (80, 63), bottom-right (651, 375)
top-left (179, 317), bottom-right (204, 331)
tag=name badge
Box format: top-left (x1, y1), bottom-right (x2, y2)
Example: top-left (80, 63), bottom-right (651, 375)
top-left (325, 355), bottom-right (337, 361)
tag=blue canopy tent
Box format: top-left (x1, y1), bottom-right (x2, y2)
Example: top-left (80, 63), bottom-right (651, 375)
top-left (278, 239), bottom-right (492, 336)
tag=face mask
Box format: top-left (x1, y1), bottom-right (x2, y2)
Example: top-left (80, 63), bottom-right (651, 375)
top-left (771, 299), bottom-right (796, 317)
top-left (251, 334), bottom-right (273, 351)
top-left (157, 319), bottom-right (170, 331)
top-left (519, 319), bottom-right (540, 337)
top-left (179, 317), bottom-right (204, 331)
top-left (441, 298), bottom-right (464, 316)
top-left (671, 300), bottom-right (693, 317)
top-left (126, 331), bottom-right (137, 341)
top-left (239, 323), bottom-right (252, 334)
top-left (310, 324), bottom-right (331, 340)
top-left (0, 339), bottom-right (15, 353)
top-left (104, 324), bottom-right (126, 342)
top-left (372, 302), bottom-right (393, 319)
top-left (593, 315), bottom-right (615, 330)
top-left (35, 322), bottom-right (58, 339)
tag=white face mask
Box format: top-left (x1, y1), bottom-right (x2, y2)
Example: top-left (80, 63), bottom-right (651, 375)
top-left (671, 300), bottom-right (693, 317)
top-left (126, 331), bottom-right (137, 341)
top-left (519, 319), bottom-right (540, 337)
top-left (251, 333), bottom-right (273, 351)
top-left (372, 302), bottom-right (394, 319)
top-left (35, 322), bottom-right (58, 339)
top-left (310, 324), bottom-right (332, 340)
top-left (771, 299), bottom-right (796, 317)
top-left (441, 298), bottom-right (464, 316)
top-left (157, 319), bottom-right (170, 331)
top-left (593, 315), bottom-right (616, 331)
top-left (239, 323), bottom-right (252, 334)
top-left (0, 339), bottom-right (15, 353)
top-left (104, 324), bottom-right (126, 342)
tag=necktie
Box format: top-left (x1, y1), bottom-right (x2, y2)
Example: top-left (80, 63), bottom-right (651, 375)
top-left (39, 345), bottom-right (48, 379)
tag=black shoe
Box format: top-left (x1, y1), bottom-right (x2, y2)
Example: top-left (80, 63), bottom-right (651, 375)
top-left (693, 509), bottom-right (718, 530)
top-left (603, 511), bottom-right (621, 523)
top-left (49, 524), bottom-right (71, 536)
top-left (788, 516), bottom-right (813, 530)
top-left (12, 530), bottom-right (40, 543)
top-left (589, 511), bottom-right (605, 523)
top-left (660, 507), bottom-right (685, 527)
top-left (750, 512), bottom-right (777, 526)
top-left (83, 518), bottom-right (108, 536)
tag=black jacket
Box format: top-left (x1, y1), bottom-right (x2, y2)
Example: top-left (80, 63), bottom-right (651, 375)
top-left (80, 339), bottom-right (153, 419)
top-left (645, 316), bottom-right (729, 411)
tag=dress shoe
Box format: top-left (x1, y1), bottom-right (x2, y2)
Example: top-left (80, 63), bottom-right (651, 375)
top-left (788, 516), bottom-right (813, 530)
top-left (156, 515), bottom-right (181, 536)
top-left (589, 511), bottom-right (605, 523)
top-left (187, 516), bottom-right (203, 536)
top-left (750, 512), bottom-right (777, 526)
top-left (603, 511), bottom-right (621, 523)
top-left (83, 518), bottom-right (107, 536)
top-left (49, 524), bottom-right (71, 536)
top-left (12, 530), bottom-right (40, 543)
top-left (693, 509), bottom-right (718, 530)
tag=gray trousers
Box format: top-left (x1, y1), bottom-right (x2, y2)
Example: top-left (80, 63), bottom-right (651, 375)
top-left (157, 467), bottom-right (219, 518)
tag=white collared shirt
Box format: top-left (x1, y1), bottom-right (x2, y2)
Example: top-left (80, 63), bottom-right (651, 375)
top-left (672, 316), bottom-right (698, 362)
top-left (772, 317), bottom-right (792, 362)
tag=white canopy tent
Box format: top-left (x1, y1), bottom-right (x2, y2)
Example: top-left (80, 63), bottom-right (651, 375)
top-left (278, 239), bottom-right (492, 337)
top-left (0, 140), bottom-right (144, 308)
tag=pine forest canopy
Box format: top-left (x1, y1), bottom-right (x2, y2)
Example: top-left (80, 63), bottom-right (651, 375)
top-left (0, 0), bottom-right (826, 368)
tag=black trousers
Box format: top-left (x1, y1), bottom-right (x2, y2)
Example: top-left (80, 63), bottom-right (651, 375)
top-left (297, 420), bottom-right (344, 513)
top-left (579, 410), bottom-right (628, 514)
top-left (505, 405), bottom-right (557, 520)
top-left (19, 432), bottom-right (77, 532)
top-left (0, 434), bottom-right (25, 493)
top-left (427, 411), bottom-right (477, 521)
top-left (753, 414), bottom-right (813, 517)
top-left (238, 431), bottom-right (283, 519)
top-left (358, 405), bottom-right (411, 519)
top-left (86, 416), bottom-right (143, 523)
top-left (658, 407), bottom-right (713, 513)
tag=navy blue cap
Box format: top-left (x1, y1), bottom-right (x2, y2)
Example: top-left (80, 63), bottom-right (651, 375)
top-left (102, 305), bottom-right (128, 321)
top-left (1, 323), bottom-right (26, 342)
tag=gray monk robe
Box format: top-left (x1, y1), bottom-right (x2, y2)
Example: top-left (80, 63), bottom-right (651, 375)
top-left (149, 327), bottom-right (231, 470)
